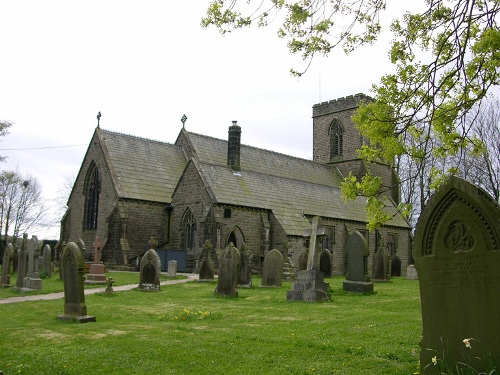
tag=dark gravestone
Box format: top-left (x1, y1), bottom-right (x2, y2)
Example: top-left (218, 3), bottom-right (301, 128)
top-left (343, 231), bottom-right (373, 293)
top-left (298, 250), bottom-right (308, 271)
top-left (261, 249), bottom-right (284, 287)
top-left (390, 255), bottom-right (401, 277)
top-left (319, 249), bottom-right (332, 277)
top-left (237, 243), bottom-right (252, 288)
top-left (138, 249), bottom-right (161, 291)
top-left (287, 216), bottom-right (330, 301)
top-left (1, 243), bottom-right (13, 287)
top-left (85, 236), bottom-right (106, 284)
top-left (372, 244), bottom-right (390, 282)
top-left (414, 177), bottom-right (500, 373)
top-left (58, 242), bottom-right (96, 323)
top-left (198, 240), bottom-right (215, 282)
top-left (15, 234), bottom-right (28, 289)
top-left (42, 244), bottom-right (52, 278)
top-left (215, 244), bottom-right (239, 297)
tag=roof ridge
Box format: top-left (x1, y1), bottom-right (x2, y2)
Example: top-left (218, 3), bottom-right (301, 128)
top-left (100, 128), bottom-right (177, 147)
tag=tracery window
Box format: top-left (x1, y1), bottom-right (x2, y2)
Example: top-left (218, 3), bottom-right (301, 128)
top-left (329, 120), bottom-right (344, 159)
top-left (183, 209), bottom-right (196, 250)
top-left (85, 163), bottom-right (100, 230)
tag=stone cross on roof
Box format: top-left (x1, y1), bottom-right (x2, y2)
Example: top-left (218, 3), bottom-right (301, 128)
top-left (181, 114), bottom-right (187, 129)
top-left (97, 111), bottom-right (101, 128)
top-left (304, 216), bottom-right (326, 271)
top-left (93, 236), bottom-right (103, 264)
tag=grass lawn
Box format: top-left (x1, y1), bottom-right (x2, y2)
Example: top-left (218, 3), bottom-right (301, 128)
top-left (0, 275), bottom-right (422, 375)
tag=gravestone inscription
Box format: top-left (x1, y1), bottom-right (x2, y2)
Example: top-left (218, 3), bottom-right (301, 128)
top-left (138, 249), bottom-right (161, 291)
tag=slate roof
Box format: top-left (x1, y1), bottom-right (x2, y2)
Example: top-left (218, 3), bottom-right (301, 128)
top-left (185, 131), bottom-right (410, 235)
top-left (99, 129), bottom-right (187, 203)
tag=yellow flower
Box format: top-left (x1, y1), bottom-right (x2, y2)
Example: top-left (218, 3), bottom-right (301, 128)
top-left (432, 356), bottom-right (437, 366)
top-left (463, 338), bottom-right (472, 348)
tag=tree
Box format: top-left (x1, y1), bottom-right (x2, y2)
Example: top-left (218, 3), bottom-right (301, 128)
top-left (203, 0), bottom-right (500, 229)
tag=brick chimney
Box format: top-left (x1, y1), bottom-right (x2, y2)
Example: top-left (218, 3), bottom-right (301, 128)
top-left (227, 121), bottom-right (241, 171)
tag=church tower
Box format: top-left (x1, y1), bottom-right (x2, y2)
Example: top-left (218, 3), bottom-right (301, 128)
top-left (312, 93), bottom-right (400, 204)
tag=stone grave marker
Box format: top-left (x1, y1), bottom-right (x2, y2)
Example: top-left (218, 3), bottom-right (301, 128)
top-left (319, 249), bottom-right (332, 277)
top-left (283, 256), bottom-right (296, 282)
top-left (287, 216), bottom-right (330, 301)
top-left (167, 260), bottom-right (178, 277)
top-left (214, 243), bottom-right (239, 297)
top-left (372, 242), bottom-right (390, 282)
top-left (42, 244), bottom-right (52, 278)
top-left (298, 250), bottom-right (308, 271)
top-left (390, 255), bottom-right (401, 277)
top-left (105, 277), bottom-right (114, 293)
top-left (199, 240), bottom-right (215, 282)
top-left (406, 264), bottom-right (418, 280)
top-left (237, 243), bottom-right (252, 288)
top-left (343, 231), bottom-right (373, 293)
top-left (22, 236), bottom-right (42, 291)
top-left (138, 249), bottom-right (161, 291)
top-left (261, 249), bottom-right (284, 287)
top-left (15, 234), bottom-right (28, 289)
top-left (57, 242), bottom-right (96, 323)
top-left (85, 236), bottom-right (106, 284)
top-left (414, 177), bottom-right (500, 372)
top-left (1, 243), bottom-right (13, 287)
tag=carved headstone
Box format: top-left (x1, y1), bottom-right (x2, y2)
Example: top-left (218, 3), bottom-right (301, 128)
top-left (214, 244), bottom-right (239, 297)
top-left (406, 264), bottom-right (418, 280)
top-left (42, 244), bottom-right (52, 277)
top-left (15, 234), bottom-right (28, 289)
top-left (167, 260), bottom-right (178, 277)
top-left (199, 240), bottom-right (215, 282)
top-left (138, 249), bottom-right (161, 291)
top-left (319, 249), bottom-right (332, 277)
top-left (343, 231), bottom-right (373, 293)
top-left (105, 277), bottom-right (114, 293)
top-left (1, 243), bottom-right (13, 287)
top-left (298, 250), bottom-right (308, 271)
top-left (23, 236), bottom-right (43, 291)
top-left (85, 236), bottom-right (106, 284)
top-left (287, 216), bottom-right (330, 301)
top-left (414, 177), bottom-right (500, 373)
top-left (372, 244), bottom-right (390, 282)
top-left (237, 243), bottom-right (252, 288)
top-left (57, 242), bottom-right (96, 323)
top-left (261, 249), bottom-right (284, 287)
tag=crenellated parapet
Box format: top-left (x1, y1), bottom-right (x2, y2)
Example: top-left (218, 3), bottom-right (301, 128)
top-left (312, 93), bottom-right (372, 117)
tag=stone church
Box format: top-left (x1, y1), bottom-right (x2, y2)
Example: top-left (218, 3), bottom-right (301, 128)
top-left (60, 93), bottom-right (412, 276)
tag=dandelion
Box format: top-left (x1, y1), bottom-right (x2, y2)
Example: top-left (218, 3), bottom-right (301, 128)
top-left (463, 338), bottom-right (472, 348)
top-left (432, 356), bottom-right (437, 366)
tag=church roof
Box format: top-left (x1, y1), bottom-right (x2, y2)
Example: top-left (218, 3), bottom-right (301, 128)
top-left (99, 129), bottom-right (187, 203)
top-left (183, 131), bottom-right (409, 234)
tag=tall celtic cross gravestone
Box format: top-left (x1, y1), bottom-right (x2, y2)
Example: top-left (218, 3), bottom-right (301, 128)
top-left (287, 216), bottom-right (330, 301)
top-left (85, 236), bottom-right (106, 284)
top-left (58, 242), bottom-right (96, 323)
top-left (414, 177), bottom-right (500, 373)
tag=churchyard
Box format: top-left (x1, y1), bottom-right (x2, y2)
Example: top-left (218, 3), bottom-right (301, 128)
top-left (0, 274), bottom-right (421, 375)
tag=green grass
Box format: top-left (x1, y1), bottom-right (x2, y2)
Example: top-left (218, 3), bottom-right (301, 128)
top-left (0, 276), bottom-right (422, 375)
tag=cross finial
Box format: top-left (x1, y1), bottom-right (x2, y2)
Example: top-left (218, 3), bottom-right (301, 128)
top-left (97, 111), bottom-right (101, 128)
top-left (181, 114), bottom-right (187, 129)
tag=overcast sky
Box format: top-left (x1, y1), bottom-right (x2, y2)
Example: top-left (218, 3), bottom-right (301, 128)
top-left (0, 1), bottom-right (414, 239)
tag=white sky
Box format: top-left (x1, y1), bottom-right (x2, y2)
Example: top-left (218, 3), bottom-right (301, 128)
top-left (0, 1), bottom-right (414, 239)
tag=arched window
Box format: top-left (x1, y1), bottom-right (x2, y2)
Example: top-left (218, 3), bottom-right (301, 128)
top-left (183, 209), bottom-right (196, 250)
top-left (84, 162), bottom-right (100, 230)
top-left (329, 120), bottom-right (344, 159)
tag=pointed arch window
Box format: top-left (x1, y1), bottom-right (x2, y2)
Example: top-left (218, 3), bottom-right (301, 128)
top-left (183, 209), bottom-right (196, 250)
top-left (329, 120), bottom-right (344, 159)
top-left (85, 162), bottom-right (100, 230)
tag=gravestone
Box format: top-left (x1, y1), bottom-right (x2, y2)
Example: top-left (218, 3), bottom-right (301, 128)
top-left (343, 231), bottom-right (373, 293)
top-left (372, 243), bottom-right (390, 282)
top-left (237, 243), bottom-right (252, 288)
top-left (261, 249), bottom-right (284, 287)
top-left (1, 243), bottom-right (13, 287)
top-left (298, 250), bottom-right (308, 271)
top-left (390, 255), bottom-right (401, 277)
top-left (15, 234), bottom-right (28, 289)
top-left (283, 256), bottom-right (296, 281)
top-left (414, 177), bottom-right (500, 373)
top-left (138, 249), bottom-right (161, 291)
top-left (57, 242), bottom-right (96, 323)
top-left (198, 240), bottom-right (215, 282)
top-left (214, 244), bottom-right (239, 297)
top-left (85, 236), bottom-right (106, 284)
top-left (287, 216), bottom-right (330, 301)
top-left (406, 264), bottom-right (418, 280)
top-left (105, 277), bottom-right (114, 293)
top-left (319, 249), bottom-right (332, 277)
top-left (22, 236), bottom-right (42, 291)
top-left (42, 244), bottom-right (52, 277)
top-left (167, 260), bottom-right (178, 277)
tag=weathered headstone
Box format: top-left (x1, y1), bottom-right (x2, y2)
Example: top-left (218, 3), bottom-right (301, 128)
top-left (1, 243), bottom-right (13, 287)
top-left (414, 177), bottom-right (500, 372)
top-left (214, 243), bottom-right (239, 297)
top-left (237, 243), bottom-right (252, 288)
top-left (343, 231), bottom-right (373, 293)
top-left (406, 264), bottom-right (418, 280)
top-left (105, 277), bottom-right (114, 293)
top-left (57, 242), bottom-right (96, 323)
top-left (167, 260), bottom-right (178, 277)
top-left (199, 240), bottom-right (215, 282)
top-left (319, 249), bottom-right (332, 277)
top-left (138, 249), bottom-right (161, 291)
top-left (287, 216), bottom-right (330, 301)
top-left (372, 243), bottom-right (390, 282)
top-left (283, 256), bottom-right (296, 282)
top-left (15, 234), bottom-right (28, 289)
top-left (23, 236), bottom-right (42, 291)
top-left (42, 244), bottom-right (52, 277)
top-left (85, 236), bottom-right (106, 284)
top-left (298, 250), bottom-right (308, 271)
top-left (261, 249), bottom-right (284, 287)
top-left (390, 255), bottom-right (401, 277)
